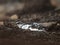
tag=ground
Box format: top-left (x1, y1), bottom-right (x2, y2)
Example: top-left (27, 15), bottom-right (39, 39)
top-left (0, 30), bottom-right (60, 45)
top-left (0, 1), bottom-right (60, 45)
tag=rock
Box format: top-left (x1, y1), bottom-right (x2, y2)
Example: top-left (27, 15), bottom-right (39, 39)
top-left (0, 21), bottom-right (4, 25)
top-left (10, 14), bottom-right (18, 20)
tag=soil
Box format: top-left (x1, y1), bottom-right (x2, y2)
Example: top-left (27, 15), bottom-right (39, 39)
top-left (0, 1), bottom-right (60, 44)
top-left (0, 9), bottom-right (60, 45)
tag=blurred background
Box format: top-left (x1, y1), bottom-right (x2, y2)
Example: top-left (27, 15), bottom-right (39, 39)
top-left (0, 0), bottom-right (60, 21)
top-left (0, 0), bottom-right (25, 21)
